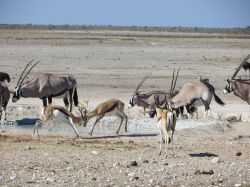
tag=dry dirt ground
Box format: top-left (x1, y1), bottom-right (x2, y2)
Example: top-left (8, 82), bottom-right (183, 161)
top-left (0, 28), bottom-right (250, 186)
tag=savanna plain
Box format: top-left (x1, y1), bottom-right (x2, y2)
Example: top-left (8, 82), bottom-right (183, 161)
top-left (0, 27), bottom-right (250, 186)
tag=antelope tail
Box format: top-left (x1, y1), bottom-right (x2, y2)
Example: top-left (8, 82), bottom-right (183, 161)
top-left (203, 82), bottom-right (225, 106)
top-left (73, 87), bottom-right (79, 106)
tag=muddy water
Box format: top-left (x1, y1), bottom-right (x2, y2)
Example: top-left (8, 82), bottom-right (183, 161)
top-left (0, 116), bottom-right (221, 138)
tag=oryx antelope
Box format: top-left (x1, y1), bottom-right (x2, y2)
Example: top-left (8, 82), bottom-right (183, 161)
top-left (128, 71), bottom-right (184, 118)
top-left (169, 72), bottom-right (225, 118)
top-left (155, 97), bottom-right (177, 158)
top-left (242, 61), bottom-right (250, 78)
top-left (12, 60), bottom-right (79, 112)
top-left (33, 104), bottom-right (87, 138)
top-left (0, 83), bottom-right (10, 121)
top-left (82, 99), bottom-right (128, 136)
top-left (224, 54), bottom-right (250, 104)
top-left (0, 72), bottom-right (10, 83)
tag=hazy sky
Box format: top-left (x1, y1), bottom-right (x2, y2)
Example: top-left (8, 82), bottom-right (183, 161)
top-left (0, 0), bottom-right (249, 28)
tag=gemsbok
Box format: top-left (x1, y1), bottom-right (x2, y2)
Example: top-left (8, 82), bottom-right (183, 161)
top-left (155, 97), bottom-right (177, 158)
top-left (128, 70), bottom-right (184, 118)
top-left (12, 60), bottom-right (79, 112)
top-left (33, 104), bottom-right (87, 138)
top-left (169, 71), bottom-right (225, 118)
top-left (82, 99), bottom-right (128, 136)
top-left (0, 72), bottom-right (10, 83)
top-left (0, 83), bottom-right (10, 121)
top-left (224, 54), bottom-right (250, 104)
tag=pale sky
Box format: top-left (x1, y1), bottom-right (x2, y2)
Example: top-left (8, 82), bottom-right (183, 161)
top-left (0, 0), bottom-right (249, 28)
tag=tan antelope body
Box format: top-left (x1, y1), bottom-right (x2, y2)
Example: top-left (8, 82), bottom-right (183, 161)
top-left (170, 80), bottom-right (225, 118)
top-left (83, 99), bottom-right (128, 136)
top-left (33, 104), bottom-right (86, 138)
top-left (0, 83), bottom-right (10, 121)
top-left (224, 54), bottom-right (250, 104)
top-left (155, 106), bottom-right (177, 158)
top-left (12, 60), bottom-right (78, 112)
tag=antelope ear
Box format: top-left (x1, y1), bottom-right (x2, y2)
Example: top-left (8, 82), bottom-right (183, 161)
top-left (227, 79), bottom-right (230, 84)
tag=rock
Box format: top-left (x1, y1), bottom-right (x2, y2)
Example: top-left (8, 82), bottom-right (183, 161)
top-left (236, 152), bottom-right (242, 156)
top-left (194, 170), bottom-right (214, 175)
top-left (212, 157), bottom-right (220, 163)
top-left (0, 175), bottom-right (3, 180)
top-left (226, 115), bottom-right (241, 123)
top-left (91, 150), bottom-right (99, 155)
top-left (235, 184), bottom-right (242, 187)
top-left (46, 177), bottom-right (55, 183)
top-left (132, 176), bottom-right (139, 180)
top-left (163, 162), bottom-right (169, 165)
top-left (66, 166), bottom-right (74, 171)
top-left (149, 179), bottom-right (154, 183)
top-left (142, 159), bottom-right (149, 163)
top-left (91, 177), bottom-right (97, 181)
top-left (130, 161), bottom-right (138, 167)
top-left (128, 140), bottom-right (134, 144)
top-left (10, 175), bottom-right (16, 180)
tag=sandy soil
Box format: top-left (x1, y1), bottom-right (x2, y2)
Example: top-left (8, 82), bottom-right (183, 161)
top-left (0, 28), bottom-right (250, 186)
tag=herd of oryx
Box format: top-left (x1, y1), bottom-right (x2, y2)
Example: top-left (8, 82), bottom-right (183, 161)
top-left (0, 54), bottom-right (250, 157)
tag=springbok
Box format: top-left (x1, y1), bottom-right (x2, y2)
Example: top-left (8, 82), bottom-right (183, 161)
top-left (12, 60), bottom-right (79, 112)
top-left (155, 97), bottom-right (177, 158)
top-left (82, 99), bottom-right (128, 136)
top-left (169, 71), bottom-right (225, 118)
top-left (0, 83), bottom-right (10, 121)
top-left (224, 54), bottom-right (250, 104)
top-left (33, 104), bottom-right (87, 138)
top-left (0, 72), bottom-right (10, 84)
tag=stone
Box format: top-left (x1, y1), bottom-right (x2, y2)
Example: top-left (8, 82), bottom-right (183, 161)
top-left (212, 157), bottom-right (220, 163)
top-left (10, 175), bottom-right (16, 180)
top-left (91, 150), bottom-right (99, 155)
top-left (130, 161), bottom-right (138, 167)
top-left (142, 159), bottom-right (149, 163)
top-left (236, 152), bottom-right (242, 156)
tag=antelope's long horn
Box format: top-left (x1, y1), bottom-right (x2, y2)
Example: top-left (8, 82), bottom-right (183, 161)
top-left (16, 59), bottom-right (35, 86)
top-left (19, 60), bottom-right (40, 86)
top-left (172, 68), bottom-right (180, 95)
top-left (169, 69), bottom-right (175, 96)
top-left (134, 72), bottom-right (152, 94)
top-left (232, 54), bottom-right (250, 80)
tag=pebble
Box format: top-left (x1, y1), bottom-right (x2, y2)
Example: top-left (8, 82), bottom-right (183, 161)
top-left (130, 161), bottom-right (138, 167)
top-left (0, 175), bottom-right (3, 180)
top-left (142, 159), bottom-right (149, 163)
top-left (235, 184), bottom-right (242, 187)
top-left (212, 157), bottom-right (220, 163)
top-left (10, 175), bottom-right (16, 180)
top-left (236, 152), bottom-right (242, 156)
top-left (66, 166), bottom-right (74, 171)
top-left (91, 150), bottom-right (99, 155)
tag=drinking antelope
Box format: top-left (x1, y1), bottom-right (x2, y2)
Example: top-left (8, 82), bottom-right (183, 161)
top-left (169, 71), bottom-right (225, 118)
top-left (224, 54), bottom-right (250, 104)
top-left (0, 83), bottom-right (10, 121)
top-left (82, 99), bottom-right (128, 136)
top-left (0, 72), bottom-right (10, 84)
top-left (33, 104), bottom-right (87, 138)
top-left (155, 98), bottom-right (177, 158)
top-left (128, 70), bottom-right (184, 118)
top-left (12, 60), bottom-right (79, 112)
